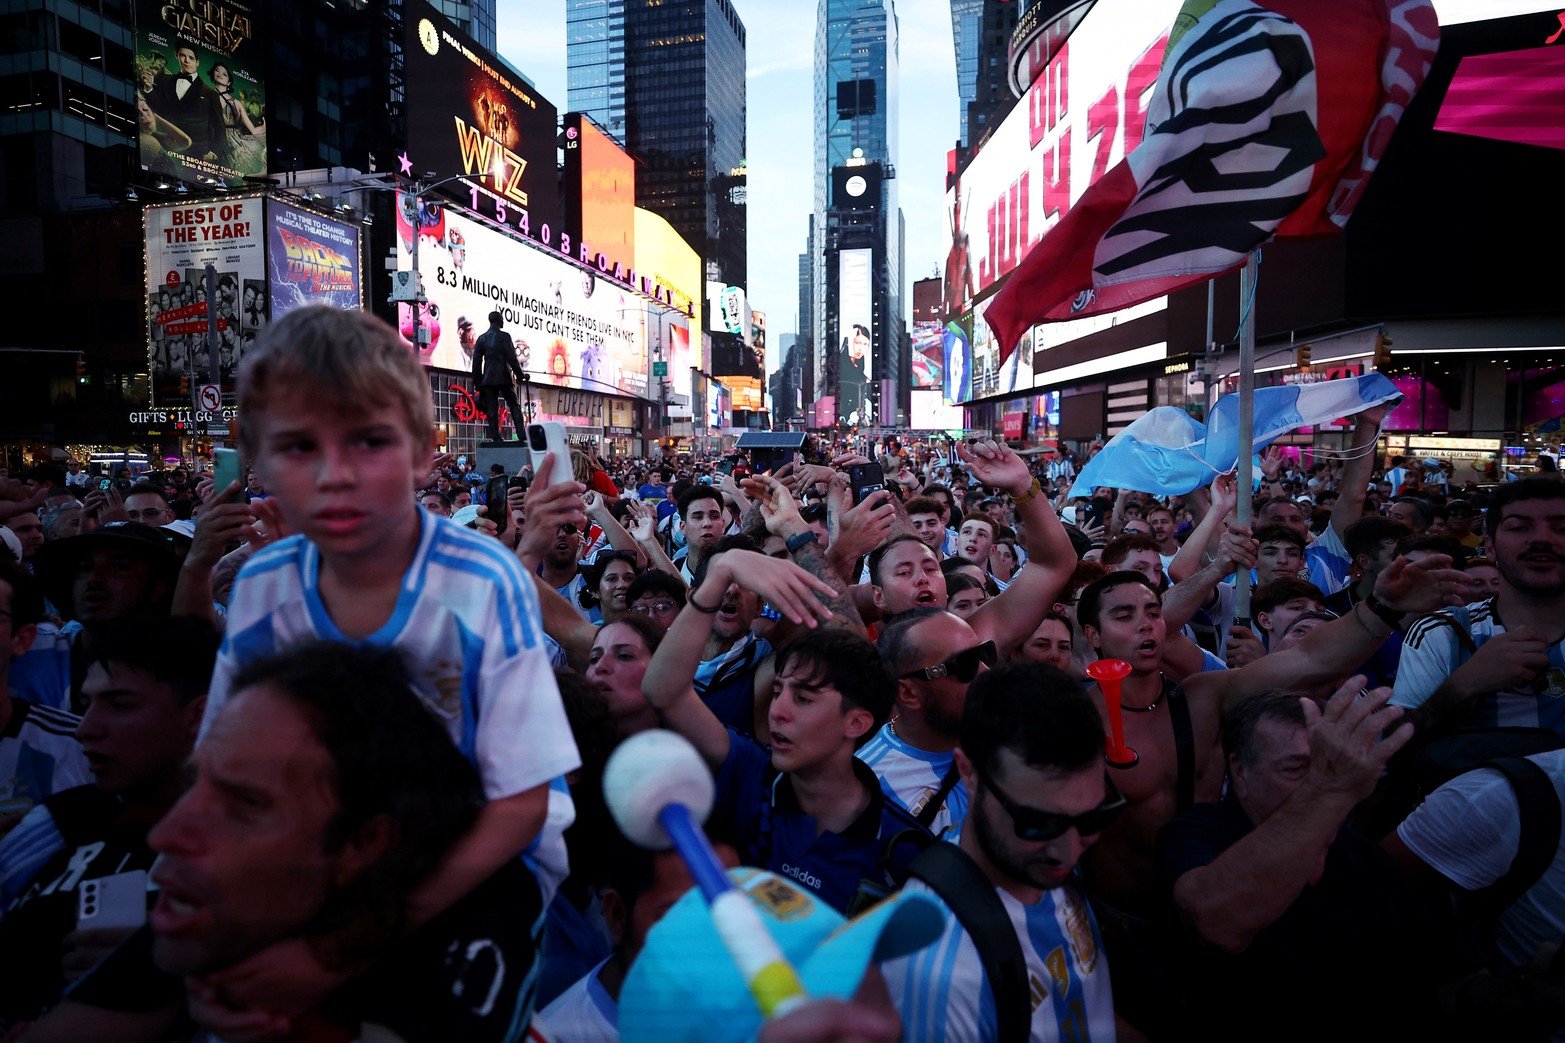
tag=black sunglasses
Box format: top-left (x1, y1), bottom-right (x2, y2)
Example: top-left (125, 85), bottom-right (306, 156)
top-left (900, 640), bottom-right (997, 683)
top-left (982, 770), bottom-right (1127, 842)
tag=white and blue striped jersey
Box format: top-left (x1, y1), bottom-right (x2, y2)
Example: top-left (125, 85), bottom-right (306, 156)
top-left (2, 698), bottom-right (90, 806)
top-left (202, 511), bottom-right (581, 898)
top-left (856, 723), bottom-right (968, 838)
top-left (884, 874), bottom-right (1116, 1043)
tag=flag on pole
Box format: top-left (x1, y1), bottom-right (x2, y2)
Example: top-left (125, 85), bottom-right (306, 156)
top-left (985, 0), bottom-right (1439, 360)
top-left (1069, 372), bottom-right (1402, 496)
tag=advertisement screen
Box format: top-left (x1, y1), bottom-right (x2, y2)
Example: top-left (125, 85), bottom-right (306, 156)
top-left (266, 200), bottom-right (361, 321)
top-left (943, 316), bottom-right (973, 406)
top-left (836, 248), bottom-right (873, 425)
top-left (134, 0), bottom-right (267, 184)
top-left (911, 320), bottom-right (944, 389)
top-left (634, 207), bottom-right (701, 336)
top-left (943, 0), bottom-right (1176, 312)
top-left (146, 197), bottom-right (267, 404)
top-left (404, 0), bottom-right (561, 233)
top-left (723, 376), bottom-right (764, 413)
top-left (564, 114), bottom-right (636, 277)
top-left (750, 310), bottom-right (767, 374)
top-left (649, 308), bottom-right (692, 402)
top-left (397, 198), bottom-right (647, 398)
top-left (911, 389), bottom-right (965, 431)
top-left (709, 281), bottom-right (751, 336)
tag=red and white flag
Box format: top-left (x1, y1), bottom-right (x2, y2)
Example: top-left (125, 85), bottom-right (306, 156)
top-left (984, 0), bottom-right (1439, 361)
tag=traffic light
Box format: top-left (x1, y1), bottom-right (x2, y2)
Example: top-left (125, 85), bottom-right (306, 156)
top-left (1295, 343), bottom-right (1312, 370)
top-left (1373, 333), bottom-right (1393, 369)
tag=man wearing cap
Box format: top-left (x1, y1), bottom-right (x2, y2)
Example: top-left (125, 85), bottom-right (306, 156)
top-left (883, 661), bottom-right (1120, 1041)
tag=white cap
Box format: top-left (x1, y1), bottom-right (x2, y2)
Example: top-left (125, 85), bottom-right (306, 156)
top-left (161, 519), bottom-right (197, 540)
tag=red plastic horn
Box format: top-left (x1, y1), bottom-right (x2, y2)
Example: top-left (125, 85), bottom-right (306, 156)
top-left (1085, 658), bottom-right (1139, 769)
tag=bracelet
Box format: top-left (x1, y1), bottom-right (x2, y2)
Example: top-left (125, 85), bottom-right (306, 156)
top-left (785, 530), bottom-right (820, 554)
top-left (1011, 477), bottom-right (1043, 507)
top-left (687, 589), bottom-right (722, 613)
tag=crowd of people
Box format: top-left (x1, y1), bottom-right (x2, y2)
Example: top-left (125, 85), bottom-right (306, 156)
top-left (0, 303), bottom-right (1562, 1041)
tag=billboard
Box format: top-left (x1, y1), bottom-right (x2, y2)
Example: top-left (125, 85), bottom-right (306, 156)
top-left (750, 310), bottom-right (767, 374)
top-left (943, 0), bottom-right (1176, 314)
top-left (563, 114), bottom-right (636, 277)
top-left (943, 316), bottom-right (973, 406)
top-left (634, 206), bottom-right (702, 374)
top-left (145, 197), bottom-right (267, 404)
top-left (134, 0), bottom-right (267, 184)
top-left (396, 198), bottom-right (647, 399)
top-left (266, 200), bottom-right (361, 321)
top-left (709, 282), bottom-right (751, 337)
top-left (723, 376), bottom-right (765, 413)
top-left (836, 249), bottom-right (873, 425)
top-left (911, 389), bottom-right (965, 431)
top-left (832, 164), bottom-right (882, 211)
top-left (404, 0), bottom-right (562, 235)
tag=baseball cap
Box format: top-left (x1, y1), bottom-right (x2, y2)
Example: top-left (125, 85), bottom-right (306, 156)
top-left (619, 867), bottom-right (944, 1041)
top-left (451, 504), bottom-right (485, 526)
top-left (161, 519), bottom-right (197, 540)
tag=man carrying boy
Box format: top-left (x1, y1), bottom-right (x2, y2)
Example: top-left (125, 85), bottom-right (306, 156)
top-left (194, 305), bottom-right (579, 1027)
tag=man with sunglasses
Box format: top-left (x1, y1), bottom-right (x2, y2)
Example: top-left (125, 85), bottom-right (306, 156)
top-left (884, 661), bottom-right (1120, 1041)
top-left (862, 607), bottom-right (997, 836)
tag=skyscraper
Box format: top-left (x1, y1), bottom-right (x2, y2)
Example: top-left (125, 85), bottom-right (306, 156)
top-left (429, 0), bottom-right (497, 50)
top-left (812, 0), bottom-right (903, 427)
top-left (950, 0), bottom-right (984, 148)
top-left (622, 0), bottom-right (748, 287)
top-left (566, 0), bottom-right (628, 144)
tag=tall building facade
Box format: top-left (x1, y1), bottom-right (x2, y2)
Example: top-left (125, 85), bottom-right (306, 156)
top-left (811, 0), bottom-right (903, 428)
top-left (621, 0), bottom-right (748, 288)
top-left (428, 0), bottom-right (496, 50)
top-left (950, 0), bottom-right (984, 148)
top-left (566, 0), bottom-right (627, 143)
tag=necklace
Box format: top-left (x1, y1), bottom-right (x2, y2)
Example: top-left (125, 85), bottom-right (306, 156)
top-left (1119, 687), bottom-right (1165, 713)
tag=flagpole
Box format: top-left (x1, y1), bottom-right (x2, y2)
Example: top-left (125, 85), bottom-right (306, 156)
top-left (1234, 249), bottom-right (1260, 626)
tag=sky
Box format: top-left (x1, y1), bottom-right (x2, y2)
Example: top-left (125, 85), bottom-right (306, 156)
top-left (497, 0), bottom-right (961, 384)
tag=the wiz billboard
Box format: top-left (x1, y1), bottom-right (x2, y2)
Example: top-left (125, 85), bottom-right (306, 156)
top-left (403, 1), bottom-right (562, 239)
top-left (134, 0), bottom-right (267, 184)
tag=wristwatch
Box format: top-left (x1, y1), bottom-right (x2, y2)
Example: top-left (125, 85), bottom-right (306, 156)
top-left (1362, 592), bottom-right (1403, 630)
top-left (1011, 477), bottom-right (1043, 507)
top-left (785, 530), bottom-right (820, 554)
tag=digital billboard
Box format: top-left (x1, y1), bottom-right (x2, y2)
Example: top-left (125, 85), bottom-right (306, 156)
top-left (134, 0), bottom-right (267, 184)
top-left (832, 163), bottom-right (882, 211)
top-left (709, 282), bottom-right (751, 337)
top-left (266, 200), bottom-right (361, 321)
top-left (396, 196), bottom-right (647, 399)
top-left (943, 0), bottom-right (1177, 313)
top-left (911, 389), bottom-right (965, 431)
top-left (836, 249), bottom-right (873, 425)
top-left (563, 114), bottom-right (636, 277)
top-left (404, 0), bottom-right (562, 235)
top-left (723, 376), bottom-right (765, 413)
top-left (634, 206), bottom-right (702, 392)
top-left (943, 316), bottom-right (973, 406)
top-left (649, 308), bottom-right (692, 403)
top-left (145, 197), bottom-right (267, 405)
top-left (750, 310), bottom-right (767, 374)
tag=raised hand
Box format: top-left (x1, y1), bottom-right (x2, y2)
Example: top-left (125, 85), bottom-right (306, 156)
top-left (1259, 446), bottom-right (1284, 481)
top-left (829, 479), bottom-right (896, 564)
top-left (957, 438), bottom-right (1031, 496)
top-left (624, 498), bottom-right (656, 542)
top-left (704, 549), bottom-right (835, 627)
top-left (1210, 472), bottom-right (1239, 517)
top-left (740, 472), bottom-right (806, 538)
top-left (1300, 678), bottom-right (1412, 803)
top-left (1372, 554), bottom-right (1474, 617)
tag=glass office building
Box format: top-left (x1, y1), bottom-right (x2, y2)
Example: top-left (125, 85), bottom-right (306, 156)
top-left (566, 0), bottom-right (627, 143)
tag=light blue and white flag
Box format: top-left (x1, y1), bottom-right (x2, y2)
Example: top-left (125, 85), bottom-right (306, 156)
top-left (1070, 373), bottom-right (1401, 496)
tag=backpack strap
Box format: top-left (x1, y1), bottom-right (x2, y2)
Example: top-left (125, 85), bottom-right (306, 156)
top-left (1167, 678), bottom-right (1196, 813)
top-left (914, 763), bottom-right (962, 831)
top-left (906, 840), bottom-right (1032, 1043)
top-left (1471, 756), bottom-right (1560, 912)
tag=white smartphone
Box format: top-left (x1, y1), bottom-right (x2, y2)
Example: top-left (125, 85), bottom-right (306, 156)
top-left (213, 447), bottom-right (242, 493)
top-left (527, 422), bottom-right (574, 488)
top-left (77, 870), bottom-right (149, 931)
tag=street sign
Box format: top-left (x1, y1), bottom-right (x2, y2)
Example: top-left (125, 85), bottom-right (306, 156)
top-left (653, 361), bottom-right (668, 376)
top-left (198, 384), bottom-right (222, 412)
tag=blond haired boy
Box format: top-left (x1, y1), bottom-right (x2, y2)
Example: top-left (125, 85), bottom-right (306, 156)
top-left (197, 305), bottom-right (579, 1023)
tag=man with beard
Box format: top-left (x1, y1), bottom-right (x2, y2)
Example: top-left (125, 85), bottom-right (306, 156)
top-left (883, 661), bottom-right (1120, 1040)
top-left (1394, 479), bottom-right (1565, 738)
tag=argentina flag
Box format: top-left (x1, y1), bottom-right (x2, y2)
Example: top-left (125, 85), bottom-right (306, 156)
top-left (1069, 372), bottom-right (1401, 496)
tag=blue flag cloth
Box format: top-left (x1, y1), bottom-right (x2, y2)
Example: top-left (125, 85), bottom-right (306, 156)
top-left (1070, 373), bottom-right (1401, 496)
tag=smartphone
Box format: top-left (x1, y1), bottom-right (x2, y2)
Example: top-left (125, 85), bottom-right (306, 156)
top-left (485, 474), bottom-right (511, 535)
top-left (213, 447), bottom-right (241, 494)
top-left (716, 458), bottom-right (736, 477)
top-left (77, 870), bottom-right (149, 931)
top-left (849, 461), bottom-right (886, 505)
top-left (527, 422), bottom-right (573, 488)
